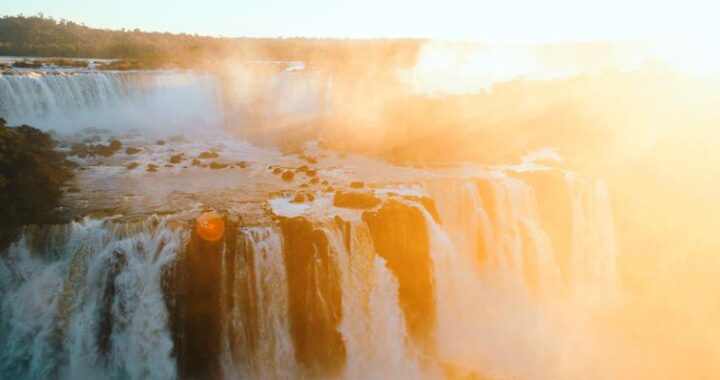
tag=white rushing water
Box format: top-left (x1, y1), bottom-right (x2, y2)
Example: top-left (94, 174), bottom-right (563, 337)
top-left (322, 220), bottom-right (424, 380)
top-left (221, 227), bottom-right (296, 380)
top-left (0, 71), bottom-right (223, 135)
top-left (0, 217), bottom-right (186, 380)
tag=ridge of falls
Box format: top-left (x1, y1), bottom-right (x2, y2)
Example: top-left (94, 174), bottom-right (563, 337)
top-left (0, 170), bottom-right (620, 379)
top-left (0, 72), bottom-right (223, 134)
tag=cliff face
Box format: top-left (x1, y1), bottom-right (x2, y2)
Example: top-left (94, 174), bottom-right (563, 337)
top-left (279, 216), bottom-right (346, 376)
top-left (363, 200), bottom-right (435, 345)
top-left (168, 219), bottom-right (238, 380)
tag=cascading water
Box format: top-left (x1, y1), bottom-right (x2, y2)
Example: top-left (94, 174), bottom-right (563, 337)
top-left (0, 217), bottom-right (186, 380)
top-left (221, 227), bottom-right (296, 380)
top-left (321, 220), bottom-right (423, 379)
top-left (0, 71), bottom-right (223, 135)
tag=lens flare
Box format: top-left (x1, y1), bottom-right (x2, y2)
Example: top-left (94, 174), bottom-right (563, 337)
top-left (195, 211), bottom-right (225, 242)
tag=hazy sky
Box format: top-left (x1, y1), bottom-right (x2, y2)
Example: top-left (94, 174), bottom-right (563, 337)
top-left (1, 0), bottom-right (717, 42)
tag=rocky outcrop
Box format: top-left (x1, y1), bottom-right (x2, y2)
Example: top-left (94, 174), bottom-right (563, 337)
top-left (279, 217), bottom-right (345, 376)
top-left (333, 190), bottom-right (381, 209)
top-left (166, 217), bottom-right (237, 380)
top-left (362, 200), bottom-right (435, 345)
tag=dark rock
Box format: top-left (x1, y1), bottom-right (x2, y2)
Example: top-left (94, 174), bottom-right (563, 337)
top-left (279, 217), bottom-right (346, 376)
top-left (272, 167), bottom-right (283, 175)
top-left (291, 193), bottom-right (307, 203)
top-left (281, 170), bottom-right (295, 181)
top-left (70, 143), bottom-right (90, 157)
top-left (125, 147), bottom-right (141, 155)
top-left (66, 187), bottom-right (80, 193)
top-left (170, 154), bottom-right (184, 164)
top-left (108, 139), bottom-right (122, 150)
top-left (402, 195), bottom-right (442, 224)
top-left (333, 191), bottom-right (381, 209)
top-left (147, 164), bottom-right (159, 172)
top-left (0, 124), bottom-right (73, 248)
top-left (235, 161), bottom-right (247, 168)
top-left (209, 162), bottom-right (228, 170)
top-left (363, 200), bottom-right (434, 345)
top-left (191, 158), bottom-right (202, 167)
top-left (198, 151), bottom-right (220, 159)
top-left (126, 162), bottom-right (139, 170)
top-left (156, 139), bottom-right (166, 146)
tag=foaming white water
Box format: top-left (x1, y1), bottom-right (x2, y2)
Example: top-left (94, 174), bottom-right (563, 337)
top-left (0, 71), bottom-right (223, 135)
top-left (0, 217), bottom-right (186, 380)
top-left (421, 173), bottom-right (620, 379)
top-left (221, 227), bottom-right (296, 380)
top-left (321, 220), bottom-right (424, 379)
top-left (566, 173), bottom-right (619, 298)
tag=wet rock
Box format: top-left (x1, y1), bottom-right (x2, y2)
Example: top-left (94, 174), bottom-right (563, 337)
top-left (70, 143), bottom-right (90, 157)
top-left (92, 144), bottom-right (118, 157)
top-left (291, 193), bottom-right (307, 203)
top-left (349, 181), bottom-right (364, 189)
top-left (209, 162), bottom-right (229, 170)
top-left (147, 164), bottom-right (159, 172)
top-left (235, 161), bottom-right (247, 169)
top-left (170, 154), bottom-right (184, 164)
top-left (402, 195), bottom-right (442, 224)
top-left (333, 191), bottom-right (381, 209)
top-left (279, 217), bottom-right (346, 376)
top-left (281, 170), bottom-right (295, 181)
top-left (198, 151), bottom-right (220, 159)
top-left (272, 167), bottom-right (283, 175)
top-left (126, 162), bottom-right (139, 170)
top-left (363, 200), bottom-right (434, 344)
top-left (125, 147), bottom-right (141, 155)
top-left (167, 216), bottom-right (237, 380)
top-left (108, 139), bottom-right (122, 150)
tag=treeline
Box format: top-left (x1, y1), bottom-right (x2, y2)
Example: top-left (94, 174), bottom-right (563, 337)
top-left (0, 15), bottom-right (422, 69)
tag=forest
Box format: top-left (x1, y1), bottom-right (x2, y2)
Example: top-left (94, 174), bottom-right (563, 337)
top-left (0, 15), bottom-right (421, 68)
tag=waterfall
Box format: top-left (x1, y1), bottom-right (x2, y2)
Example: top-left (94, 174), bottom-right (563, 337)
top-left (566, 172), bottom-right (619, 298)
top-left (0, 217), bottom-right (186, 380)
top-left (0, 71), bottom-right (223, 135)
top-left (321, 220), bottom-right (423, 379)
top-left (0, 170), bottom-right (621, 379)
top-left (221, 227), bottom-right (296, 380)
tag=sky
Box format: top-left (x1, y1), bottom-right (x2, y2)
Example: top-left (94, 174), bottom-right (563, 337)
top-left (1, 0), bottom-right (718, 42)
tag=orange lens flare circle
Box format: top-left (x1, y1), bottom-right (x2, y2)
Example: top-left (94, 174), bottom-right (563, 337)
top-left (195, 212), bottom-right (225, 242)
